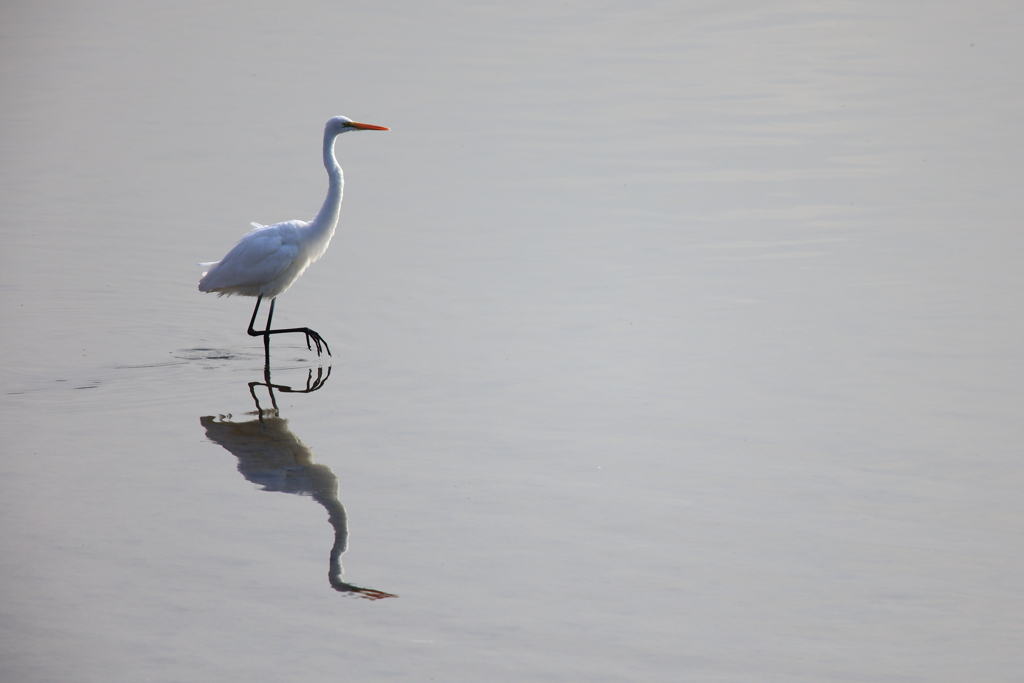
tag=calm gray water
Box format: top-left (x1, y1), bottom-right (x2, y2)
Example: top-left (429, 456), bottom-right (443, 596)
top-left (2, 2), bottom-right (1023, 681)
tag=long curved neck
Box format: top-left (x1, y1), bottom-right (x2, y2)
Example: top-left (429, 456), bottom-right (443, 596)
top-left (309, 130), bottom-right (344, 238)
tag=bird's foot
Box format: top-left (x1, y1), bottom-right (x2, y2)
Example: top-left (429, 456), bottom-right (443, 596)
top-left (302, 328), bottom-right (332, 357)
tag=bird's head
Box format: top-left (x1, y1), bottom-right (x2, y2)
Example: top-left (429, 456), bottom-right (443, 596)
top-left (326, 115), bottom-right (389, 136)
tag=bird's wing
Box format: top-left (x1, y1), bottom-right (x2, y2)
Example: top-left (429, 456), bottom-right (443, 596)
top-left (199, 226), bottom-right (301, 291)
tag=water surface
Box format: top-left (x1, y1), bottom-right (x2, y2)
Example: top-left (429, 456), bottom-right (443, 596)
top-left (2, 2), bottom-right (1023, 681)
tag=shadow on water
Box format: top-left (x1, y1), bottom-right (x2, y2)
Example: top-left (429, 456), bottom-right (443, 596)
top-left (201, 363), bottom-right (396, 600)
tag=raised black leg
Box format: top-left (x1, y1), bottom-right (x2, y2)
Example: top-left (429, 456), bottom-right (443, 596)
top-left (246, 294), bottom-right (331, 357)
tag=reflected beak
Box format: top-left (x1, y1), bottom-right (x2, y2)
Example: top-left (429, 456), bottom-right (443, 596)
top-left (349, 122), bottom-right (389, 131)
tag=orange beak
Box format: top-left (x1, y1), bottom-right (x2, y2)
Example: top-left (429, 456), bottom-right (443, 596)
top-left (349, 122), bottom-right (389, 131)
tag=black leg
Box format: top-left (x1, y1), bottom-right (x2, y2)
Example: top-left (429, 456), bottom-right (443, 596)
top-left (245, 294), bottom-right (331, 357)
top-left (246, 294), bottom-right (265, 337)
top-left (264, 298), bottom-right (276, 360)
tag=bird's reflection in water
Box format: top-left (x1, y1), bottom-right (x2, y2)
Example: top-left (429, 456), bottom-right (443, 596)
top-left (247, 363), bottom-right (331, 418)
top-left (201, 364), bottom-right (395, 600)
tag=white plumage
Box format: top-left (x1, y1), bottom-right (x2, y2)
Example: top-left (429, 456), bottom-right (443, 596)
top-left (200, 221), bottom-right (306, 299)
top-left (199, 116), bottom-right (388, 357)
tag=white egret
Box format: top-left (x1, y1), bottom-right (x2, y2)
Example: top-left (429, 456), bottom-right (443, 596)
top-left (199, 115), bottom-right (388, 357)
